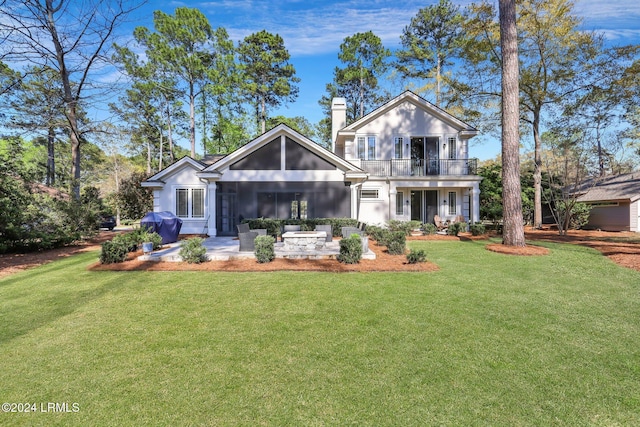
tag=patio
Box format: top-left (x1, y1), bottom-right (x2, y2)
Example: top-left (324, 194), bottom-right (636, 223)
top-left (138, 236), bottom-right (376, 262)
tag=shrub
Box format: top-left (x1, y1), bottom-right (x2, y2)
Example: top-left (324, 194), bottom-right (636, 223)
top-left (100, 240), bottom-right (129, 264)
top-left (386, 231), bottom-right (406, 255)
top-left (388, 220), bottom-right (421, 235)
top-left (406, 249), bottom-right (427, 264)
top-left (145, 232), bottom-right (163, 250)
top-left (254, 235), bottom-right (275, 263)
top-left (421, 223), bottom-right (437, 235)
top-left (366, 225), bottom-right (386, 242)
top-left (179, 237), bottom-right (207, 264)
top-left (338, 234), bottom-right (363, 264)
top-left (111, 232), bottom-right (139, 252)
top-left (469, 222), bottom-right (486, 236)
top-left (447, 222), bottom-right (467, 236)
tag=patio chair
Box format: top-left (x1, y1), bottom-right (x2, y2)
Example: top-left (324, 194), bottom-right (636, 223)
top-left (314, 224), bottom-right (333, 242)
top-left (453, 215), bottom-right (466, 224)
top-left (283, 224), bottom-right (301, 232)
top-left (341, 226), bottom-right (364, 238)
top-left (238, 231), bottom-right (258, 252)
top-left (237, 223), bottom-right (250, 234)
top-left (434, 215), bottom-right (447, 231)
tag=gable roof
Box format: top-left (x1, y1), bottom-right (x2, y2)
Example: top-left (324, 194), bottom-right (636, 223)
top-left (340, 91), bottom-right (478, 136)
top-left (576, 172), bottom-right (640, 203)
top-left (142, 156), bottom-right (205, 187)
top-left (203, 123), bottom-right (363, 174)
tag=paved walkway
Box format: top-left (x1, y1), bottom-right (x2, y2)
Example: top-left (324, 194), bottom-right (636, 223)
top-left (138, 236), bottom-right (376, 262)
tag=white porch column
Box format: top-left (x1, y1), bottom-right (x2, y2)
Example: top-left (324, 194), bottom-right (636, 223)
top-left (350, 184), bottom-right (359, 219)
top-left (207, 183), bottom-right (217, 236)
top-left (470, 185), bottom-right (480, 224)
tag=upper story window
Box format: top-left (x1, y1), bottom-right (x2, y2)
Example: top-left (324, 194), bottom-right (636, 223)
top-left (394, 137), bottom-right (404, 159)
top-left (357, 136), bottom-right (376, 160)
top-left (176, 187), bottom-right (205, 219)
top-left (448, 137), bottom-right (457, 159)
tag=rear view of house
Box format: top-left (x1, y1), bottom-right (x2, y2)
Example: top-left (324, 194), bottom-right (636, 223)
top-left (143, 91), bottom-right (482, 236)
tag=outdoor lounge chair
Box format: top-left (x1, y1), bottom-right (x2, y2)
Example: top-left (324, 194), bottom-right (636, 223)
top-left (237, 223), bottom-right (250, 234)
top-left (238, 231), bottom-right (258, 252)
top-left (283, 224), bottom-right (301, 232)
top-left (314, 224), bottom-right (333, 242)
top-left (434, 215), bottom-right (447, 231)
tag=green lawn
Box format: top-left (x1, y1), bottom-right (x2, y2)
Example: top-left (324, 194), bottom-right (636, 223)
top-left (1, 239), bottom-right (639, 426)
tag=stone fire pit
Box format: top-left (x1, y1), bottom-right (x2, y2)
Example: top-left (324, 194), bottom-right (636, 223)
top-left (281, 231), bottom-right (327, 251)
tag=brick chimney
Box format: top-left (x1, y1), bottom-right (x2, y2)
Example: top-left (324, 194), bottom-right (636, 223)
top-left (331, 97), bottom-right (347, 150)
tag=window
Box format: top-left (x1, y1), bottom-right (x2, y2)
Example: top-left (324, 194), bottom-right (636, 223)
top-left (176, 189), bottom-right (188, 218)
top-left (448, 191), bottom-right (457, 215)
top-left (394, 137), bottom-right (404, 159)
top-left (396, 192), bottom-right (404, 215)
top-left (357, 136), bottom-right (376, 159)
top-left (361, 189), bottom-right (379, 199)
top-left (448, 137), bottom-right (457, 159)
top-left (176, 188), bottom-right (205, 219)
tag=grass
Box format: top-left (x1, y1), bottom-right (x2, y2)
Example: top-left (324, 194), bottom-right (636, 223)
top-left (1, 239), bottom-right (639, 426)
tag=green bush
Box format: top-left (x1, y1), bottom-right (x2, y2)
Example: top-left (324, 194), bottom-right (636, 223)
top-left (145, 232), bottom-right (163, 250)
top-left (421, 223), bottom-right (437, 235)
top-left (111, 232), bottom-right (139, 252)
top-left (100, 240), bottom-right (129, 264)
top-left (388, 220), bottom-right (422, 235)
top-left (338, 234), bottom-right (363, 264)
top-left (406, 249), bottom-right (427, 264)
top-left (447, 222), bottom-right (467, 236)
top-left (365, 225), bottom-right (387, 243)
top-left (179, 237), bottom-right (207, 264)
top-left (386, 231), bottom-right (406, 255)
top-left (469, 223), bottom-right (486, 236)
top-left (254, 235), bottom-right (275, 263)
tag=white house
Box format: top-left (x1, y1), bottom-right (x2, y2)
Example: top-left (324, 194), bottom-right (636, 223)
top-left (142, 91), bottom-right (482, 236)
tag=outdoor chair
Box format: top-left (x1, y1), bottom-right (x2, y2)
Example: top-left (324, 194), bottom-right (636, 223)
top-left (341, 226), bottom-right (364, 238)
top-left (434, 215), bottom-right (447, 231)
top-left (314, 224), bottom-right (333, 242)
top-left (253, 229), bottom-right (267, 236)
top-left (237, 223), bottom-right (250, 234)
top-left (453, 215), bottom-right (466, 224)
top-left (238, 231), bottom-right (258, 252)
top-left (283, 224), bottom-right (301, 232)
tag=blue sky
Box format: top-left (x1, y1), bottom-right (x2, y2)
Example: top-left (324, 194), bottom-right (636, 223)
top-left (121, 0), bottom-right (640, 159)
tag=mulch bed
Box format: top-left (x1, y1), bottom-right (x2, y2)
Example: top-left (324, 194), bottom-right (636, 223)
top-left (2, 228), bottom-right (639, 277)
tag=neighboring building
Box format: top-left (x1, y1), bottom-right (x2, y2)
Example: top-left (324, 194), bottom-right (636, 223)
top-left (142, 91), bottom-right (482, 236)
top-left (576, 172), bottom-right (640, 232)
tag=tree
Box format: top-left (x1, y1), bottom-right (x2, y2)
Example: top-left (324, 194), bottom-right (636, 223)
top-left (7, 67), bottom-right (67, 186)
top-left (0, 0), bottom-right (142, 199)
top-left (459, 0), bottom-right (630, 229)
top-left (337, 31), bottom-right (390, 119)
top-left (238, 30), bottom-right (300, 134)
top-left (133, 7), bottom-right (227, 158)
top-left (395, 0), bottom-right (465, 107)
top-left (499, 0), bottom-right (525, 247)
top-left (116, 172), bottom-right (153, 221)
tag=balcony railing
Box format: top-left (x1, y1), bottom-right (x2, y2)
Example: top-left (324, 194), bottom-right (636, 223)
top-left (354, 158), bottom-right (478, 177)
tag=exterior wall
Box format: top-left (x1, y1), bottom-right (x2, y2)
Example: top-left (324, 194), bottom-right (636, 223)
top-left (155, 164), bottom-right (209, 234)
top-left (586, 202), bottom-right (631, 231)
top-left (631, 200), bottom-right (639, 232)
top-left (343, 101), bottom-right (463, 162)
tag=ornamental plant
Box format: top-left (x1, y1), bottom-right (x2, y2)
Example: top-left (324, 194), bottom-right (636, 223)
top-left (179, 237), bottom-right (207, 264)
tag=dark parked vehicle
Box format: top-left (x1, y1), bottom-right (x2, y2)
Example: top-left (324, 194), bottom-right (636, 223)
top-left (100, 215), bottom-right (116, 231)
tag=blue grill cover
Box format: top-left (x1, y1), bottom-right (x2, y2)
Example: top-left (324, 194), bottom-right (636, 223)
top-left (140, 211), bottom-right (183, 244)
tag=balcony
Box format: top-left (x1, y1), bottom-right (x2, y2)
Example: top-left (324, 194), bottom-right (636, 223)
top-left (353, 158), bottom-right (478, 177)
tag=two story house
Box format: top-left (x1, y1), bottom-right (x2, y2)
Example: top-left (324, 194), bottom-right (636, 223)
top-left (142, 91), bottom-right (481, 236)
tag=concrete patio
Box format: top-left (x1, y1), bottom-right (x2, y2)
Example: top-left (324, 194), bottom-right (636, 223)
top-left (138, 236), bottom-right (376, 262)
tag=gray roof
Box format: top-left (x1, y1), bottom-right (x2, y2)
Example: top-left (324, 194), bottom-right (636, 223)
top-left (576, 172), bottom-right (640, 203)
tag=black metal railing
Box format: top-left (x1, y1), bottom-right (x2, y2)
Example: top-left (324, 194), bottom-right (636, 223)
top-left (357, 158), bottom-right (478, 177)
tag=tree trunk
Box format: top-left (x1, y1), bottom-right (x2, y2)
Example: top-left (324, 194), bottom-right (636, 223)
top-left (533, 110), bottom-right (542, 229)
top-left (165, 97), bottom-right (174, 163)
top-left (47, 126), bottom-right (55, 186)
top-left (189, 81), bottom-right (196, 157)
top-left (261, 96), bottom-right (266, 134)
top-left (436, 54), bottom-right (442, 107)
top-left (499, 0), bottom-right (526, 247)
